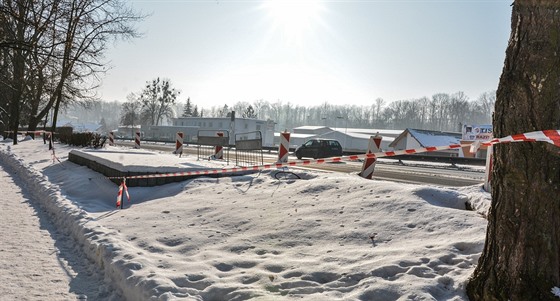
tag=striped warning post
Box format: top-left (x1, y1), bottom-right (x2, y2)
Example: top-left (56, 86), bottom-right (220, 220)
top-left (109, 131), bottom-right (115, 146)
top-left (116, 180), bottom-right (124, 208)
top-left (214, 132), bottom-right (224, 159)
top-left (359, 134), bottom-right (382, 179)
top-left (175, 132), bottom-right (184, 155)
top-left (115, 178), bottom-right (130, 209)
top-left (134, 131), bottom-right (141, 149)
top-left (278, 131), bottom-right (290, 163)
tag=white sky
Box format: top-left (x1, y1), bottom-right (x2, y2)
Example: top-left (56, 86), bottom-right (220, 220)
top-left (97, 0), bottom-right (512, 108)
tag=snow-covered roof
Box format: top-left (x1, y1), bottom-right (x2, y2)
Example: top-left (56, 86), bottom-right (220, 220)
top-left (345, 128), bottom-right (404, 138)
top-left (274, 132), bottom-right (317, 139)
top-left (390, 128), bottom-right (462, 148)
top-left (293, 125), bottom-right (329, 130)
top-left (346, 131), bottom-right (396, 143)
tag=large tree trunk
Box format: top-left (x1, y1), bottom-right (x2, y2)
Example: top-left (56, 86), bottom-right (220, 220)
top-left (8, 0), bottom-right (30, 145)
top-left (467, 1), bottom-right (560, 300)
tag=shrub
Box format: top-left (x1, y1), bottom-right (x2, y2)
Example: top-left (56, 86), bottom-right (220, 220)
top-left (60, 132), bottom-right (105, 148)
top-left (56, 127), bottom-right (74, 144)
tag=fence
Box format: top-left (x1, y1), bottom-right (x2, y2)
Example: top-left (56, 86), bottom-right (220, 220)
top-left (235, 131), bottom-right (263, 167)
top-left (196, 130), bottom-right (230, 163)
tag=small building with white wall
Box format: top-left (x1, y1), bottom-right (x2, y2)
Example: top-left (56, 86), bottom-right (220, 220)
top-left (389, 128), bottom-right (463, 157)
top-left (276, 126), bottom-right (402, 153)
top-left (140, 116), bottom-right (276, 146)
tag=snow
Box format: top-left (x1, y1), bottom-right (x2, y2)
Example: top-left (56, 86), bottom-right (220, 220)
top-left (408, 129), bottom-right (462, 148)
top-left (0, 137), bottom-right (493, 300)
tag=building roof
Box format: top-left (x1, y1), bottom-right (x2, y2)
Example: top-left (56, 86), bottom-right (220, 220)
top-left (294, 125), bottom-right (330, 130)
top-left (345, 128), bottom-right (404, 138)
top-left (345, 131), bottom-right (396, 143)
top-left (389, 128), bottom-right (462, 148)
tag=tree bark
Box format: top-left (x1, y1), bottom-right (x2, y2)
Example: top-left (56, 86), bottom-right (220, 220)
top-left (8, 0), bottom-right (30, 145)
top-left (467, 1), bottom-right (560, 300)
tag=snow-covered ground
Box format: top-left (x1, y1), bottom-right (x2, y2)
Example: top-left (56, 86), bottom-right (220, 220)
top-left (0, 137), bottom-right (490, 300)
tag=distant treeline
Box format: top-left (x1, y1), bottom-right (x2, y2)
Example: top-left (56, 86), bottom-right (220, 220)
top-left (202, 90), bottom-right (494, 132)
top-left (63, 90), bottom-right (494, 133)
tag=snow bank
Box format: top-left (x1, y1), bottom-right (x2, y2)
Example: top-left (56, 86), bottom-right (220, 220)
top-left (0, 139), bottom-right (491, 300)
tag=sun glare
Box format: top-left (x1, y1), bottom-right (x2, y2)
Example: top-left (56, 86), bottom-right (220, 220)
top-left (262, 0), bottom-right (325, 46)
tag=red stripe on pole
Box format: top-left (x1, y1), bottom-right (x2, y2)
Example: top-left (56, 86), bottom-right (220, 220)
top-left (278, 132), bottom-right (291, 163)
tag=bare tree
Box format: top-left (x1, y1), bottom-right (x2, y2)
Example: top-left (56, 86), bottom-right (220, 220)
top-left (475, 91), bottom-right (496, 124)
top-left (232, 101), bottom-right (250, 118)
top-left (448, 91), bottom-right (470, 131)
top-left (467, 1), bottom-right (560, 300)
top-left (0, 0), bottom-right (144, 144)
top-left (252, 99), bottom-right (268, 120)
top-left (120, 93), bottom-right (141, 136)
top-left (139, 78), bottom-right (179, 126)
top-left (50, 0), bottom-right (144, 132)
top-left (2, 0), bottom-right (33, 143)
top-left (374, 97), bottom-right (385, 126)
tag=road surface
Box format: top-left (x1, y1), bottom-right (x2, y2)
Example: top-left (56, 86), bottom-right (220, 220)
top-left (115, 141), bottom-right (485, 187)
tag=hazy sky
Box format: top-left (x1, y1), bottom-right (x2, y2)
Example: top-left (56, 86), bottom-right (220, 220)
top-left (98, 0), bottom-right (512, 108)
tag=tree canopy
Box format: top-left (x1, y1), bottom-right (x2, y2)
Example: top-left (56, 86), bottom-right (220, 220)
top-left (0, 0), bottom-right (144, 144)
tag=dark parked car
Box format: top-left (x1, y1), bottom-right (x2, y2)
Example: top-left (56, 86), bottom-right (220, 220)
top-left (294, 138), bottom-right (343, 159)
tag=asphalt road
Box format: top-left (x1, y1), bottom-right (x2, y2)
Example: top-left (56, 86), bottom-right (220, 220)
top-left (307, 161), bottom-right (484, 187)
top-left (115, 141), bottom-right (485, 187)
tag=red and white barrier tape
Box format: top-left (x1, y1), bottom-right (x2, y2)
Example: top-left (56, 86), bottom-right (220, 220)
top-left (470, 129), bottom-right (560, 152)
top-left (4, 130), bottom-right (52, 135)
top-left (106, 130), bottom-right (560, 181)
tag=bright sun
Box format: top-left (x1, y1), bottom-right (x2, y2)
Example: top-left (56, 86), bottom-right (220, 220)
top-left (262, 0), bottom-right (325, 46)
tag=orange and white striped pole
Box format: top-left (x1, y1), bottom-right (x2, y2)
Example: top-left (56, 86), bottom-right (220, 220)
top-left (214, 132), bottom-right (224, 159)
top-left (278, 131), bottom-right (290, 163)
top-left (359, 133), bottom-right (382, 179)
top-left (134, 131), bottom-right (141, 149)
top-left (116, 178), bottom-right (130, 209)
top-left (116, 180), bottom-right (124, 209)
top-left (109, 131), bottom-right (115, 146)
top-left (175, 132), bottom-right (184, 156)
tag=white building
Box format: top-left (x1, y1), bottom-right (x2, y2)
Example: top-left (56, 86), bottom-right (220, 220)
top-left (278, 126), bottom-right (401, 153)
top-left (389, 128), bottom-right (462, 157)
top-left (141, 117), bottom-right (276, 147)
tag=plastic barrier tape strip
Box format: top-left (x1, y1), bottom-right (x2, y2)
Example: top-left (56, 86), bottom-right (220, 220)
top-left (106, 130), bottom-right (560, 181)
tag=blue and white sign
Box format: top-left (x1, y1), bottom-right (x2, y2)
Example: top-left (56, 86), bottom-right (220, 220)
top-left (462, 124), bottom-right (493, 141)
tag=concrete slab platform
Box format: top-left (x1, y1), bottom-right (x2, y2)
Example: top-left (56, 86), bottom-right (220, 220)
top-left (68, 147), bottom-right (244, 187)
